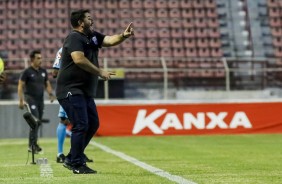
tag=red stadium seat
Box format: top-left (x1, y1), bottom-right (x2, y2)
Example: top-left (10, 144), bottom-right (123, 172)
top-left (144, 9), bottom-right (156, 18)
top-left (271, 28), bottom-right (282, 37)
top-left (135, 48), bottom-right (147, 57)
top-left (94, 0), bottom-right (105, 9)
top-left (207, 18), bottom-right (219, 28)
top-left (109, 48), bottom-right (121, 57)
top-left (185, 48), bottom-right (198, 57)
top-left (134, 38), bottom-right (146, 48)
top-left (211, 48), bottom-right (223, 57)
top-left (196, 28), bottom-right (208, 38)
top-left (145, 19), bottom-right (157, 28)
top-left (160, 48), bottom-right (172, 57)
top-left (82, 0), bottom-right (93, 8)
top-left (132, 0), bottom-right (143, 8)
top-left (20, 9), bottom-right (30, 19)
top-left (193, 0), bottom-right (204, 8)
top-left (157, 19), bottom-right (169, 28)
top-left (20, 0), bottom-right (31, 9)
top-left (119, 0), bottom-right (130, 8)
top-left (7, 30), bottom-right (19, 39)
top-left (169, 9), bottom-right (181, 18)
top-left (168, 0), bottom-right (180, 8)
top-left (7, 0), bottom-right (18, 9)
top-left (32, 9), bottom-right (44, 19)
top-left (172, 48), bottom-right (185, 57)
top-left (107, 19), bottom-right (119, 29)
top-left (155, 0), bottom-right (168, 8)
top-left (32, 0), bottom-right (43, 9)
top-left (7, 19), bottom-right (18, 29)
top-left (19, 29), bottom-right (32, 39)
top-left (44, 9), bottom-right (57, 18)
top-left (269, 18), bottom-right (281, 27)
top-left (145, 29), bottom-right (158, 38)
top-left (195, 18), bottom-right (207, 28)
top-left (122, 48), bottom-right (134, 57)
top-left (210, 38), bottom-right (221, 48)
top-left (159, 38), bottom-right (171, 48)
top-left (269, 8), bottom-right (280, 17)
top-left (148, 48), bottom-right (160, 57)
top-left (194, 9), bottom-right (206, 18)
top-left (144, 0), bottom-right (155, 8)
top-left (70, 0), bottom-right (81, 9)
top-left (44, 0), bottom-right (56, 9)
top-left (158, 28), bottom-right (170, 38)
top-left (180, 0), bottom-right (192, 8)
top-left (119, 9), bottom-right (131, 18)
top-left (44, 19), bottom-right (57, 28)
top-left (146, 39), bottom-right (158, 48)
top-left (205, 0), bottom-right (216, 8)
top-left (183, 28), bottom-right (195, 38)
top-left (273, 37), bottom-right (282, 47)
top-left (172, 38), bottom-right (184, 48)
top-left (157, 9), bottom-right (169, 18)
top-left (19, 40), bottom-right (31, 49)
top-left (107, 9), bottom-right (118, 18)
top-left (57, 9), bottom-right (68, 18)
top-left (132, 9), bottom-right (144, 18)
top-left (181, 9), bottom-right (193, 18)
top-left (182, 18), bottom-right (194, 28)
top-left (7, 40), bottom-right (19, 49)
top-left (57, 19), bottom-right (69, 29)
top-left (7, 9), bottom-right (17, 19)
top-left (198, 48), bottom-right (211, 57)
top-left (32, 19), bottom-right (44, 29)
top-left (134, 29), bottom-right (146, 38)
top-left (207, 9), bottom-right (217, 18)
top-left (170, 19), bottom-right (182, 28)
top-left (148, 59), bottom-right (162, 68)
top-left (184, 38), bottom-right (196, 48)
top-left (171, 28), bottom-right (183, 38)
top-left (57, 0), bottom-right (68, 9)
top-left (121, 39), bottom-right (133, 48)
top-left (197, 38), bottom-right (209, 48)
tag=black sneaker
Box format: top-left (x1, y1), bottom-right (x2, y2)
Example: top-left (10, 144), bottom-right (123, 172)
top-left (35, 144), bottom-right (42, 152)
top-left (28, 146), bottom-right (39, 154)
top-left (84, 154), bottom-right (93, 163)
top-left (73, 165), bottom-right (97, 174)
top-left (56, 154), bottom-right (66, 163)
top-left (63, 158), bottom-right (73, 170)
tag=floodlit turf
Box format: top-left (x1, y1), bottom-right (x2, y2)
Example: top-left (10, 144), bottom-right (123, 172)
top-left (0, 134), bottom-right (281, 184)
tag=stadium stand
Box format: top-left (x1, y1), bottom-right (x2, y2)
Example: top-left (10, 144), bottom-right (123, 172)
top-left (1, 0), bottom-right (282, 99)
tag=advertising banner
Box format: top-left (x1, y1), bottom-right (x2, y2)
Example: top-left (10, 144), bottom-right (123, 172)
top-left (96, 102), bottom-right (282, 136)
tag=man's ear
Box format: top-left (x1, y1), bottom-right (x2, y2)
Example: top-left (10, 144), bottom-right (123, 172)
top-left (78, 20), bottom-right (84, 28)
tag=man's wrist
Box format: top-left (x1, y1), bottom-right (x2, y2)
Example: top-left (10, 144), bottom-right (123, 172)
top-left (122, 33), bottom-right (129, 39)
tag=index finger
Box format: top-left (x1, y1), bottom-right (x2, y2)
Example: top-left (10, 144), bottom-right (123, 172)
top-left (125, 22), bottom-right (133, 31)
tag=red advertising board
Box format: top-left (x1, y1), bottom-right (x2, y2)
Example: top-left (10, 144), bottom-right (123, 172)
top-left (96, 102), bottom-right (282, 136)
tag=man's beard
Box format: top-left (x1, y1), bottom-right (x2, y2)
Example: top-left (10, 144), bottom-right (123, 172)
top-left (83, 26), bottom-right (93, 36)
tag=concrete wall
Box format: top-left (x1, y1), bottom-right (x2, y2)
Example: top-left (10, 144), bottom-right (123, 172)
top-left (0, 102), bottom-right (60, 138)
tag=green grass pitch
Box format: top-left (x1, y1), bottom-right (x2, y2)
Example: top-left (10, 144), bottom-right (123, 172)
top-left (0, 134), bottom-right (281, 184)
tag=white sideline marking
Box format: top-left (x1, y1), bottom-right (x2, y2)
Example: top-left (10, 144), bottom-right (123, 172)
top-left (90, 141), bottom-right (197, 184)
top-left (39, 164), bottom-right (53, 178)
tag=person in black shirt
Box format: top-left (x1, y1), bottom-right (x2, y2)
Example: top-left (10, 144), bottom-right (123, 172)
top-left (56, 9), bottom-right (134, 174)
top-left (18, 50), bottom-right (55, 153)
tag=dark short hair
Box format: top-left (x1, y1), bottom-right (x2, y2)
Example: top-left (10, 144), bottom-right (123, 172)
top-left (29, 50), bottom-right (41, 60)
top-left (70, 9), bottom-right (90, 28)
